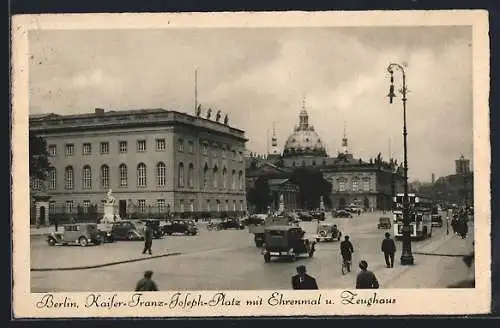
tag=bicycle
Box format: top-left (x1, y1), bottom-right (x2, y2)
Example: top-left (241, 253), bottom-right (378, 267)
top-left (341, 256), bottom-right (352, 275)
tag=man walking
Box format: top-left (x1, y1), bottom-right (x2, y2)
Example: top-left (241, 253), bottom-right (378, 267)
top-left (142, 222), bottom-right (153, 255)
top-left (291, 265), bottom-right (318, 290)
top-left (381, 232), bottom-right (396, 268)
top-left (356, 260), bottom-right (380, 289)
top-left (135, 270), bottom-right (158, 291)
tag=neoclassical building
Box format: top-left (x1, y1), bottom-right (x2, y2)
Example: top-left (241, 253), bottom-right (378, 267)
top-left (272, 103), bottom-right (405, 210)
top-left (29, 108), bottom-right (247, 224)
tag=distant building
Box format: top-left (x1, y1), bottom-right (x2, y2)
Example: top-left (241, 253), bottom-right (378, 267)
top-left (455, 154), bottom-right (471, 175)
top-left (29, 108), bottom-right (247, 225)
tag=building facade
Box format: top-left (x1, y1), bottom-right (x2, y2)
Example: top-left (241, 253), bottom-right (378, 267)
top-left (29, 108), bottom-right (247, 224)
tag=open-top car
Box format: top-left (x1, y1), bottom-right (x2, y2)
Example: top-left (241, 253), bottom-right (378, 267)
top-left (333, 209), bottom-right (353, 218)
top-left (47, 223), bottom-right (103, 247)
top-left (163, 220), bottom-right (198, 236)
top-left (315, 223), bottom-right (342, 242)
top-left (110, 220), bottom-right (144, 241)
top-left (377, 217), bottom-right (392, 229)
top-left (262, 226), bottom-right (316, 263)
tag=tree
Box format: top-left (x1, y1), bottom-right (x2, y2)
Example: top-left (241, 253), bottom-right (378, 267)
top-left (246, 176), bottom-right (274, 213)
top-left (290, 167), bottom-right (332, 210)
top-left (29, 133), bottom-right (52, 181)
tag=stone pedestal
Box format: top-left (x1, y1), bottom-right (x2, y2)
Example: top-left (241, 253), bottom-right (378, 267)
top-left (319, 196), bottom-right (325, 211)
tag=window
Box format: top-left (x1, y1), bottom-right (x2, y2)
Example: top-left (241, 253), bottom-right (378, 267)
top-left (48, 145), bottom-right (57, 157)
top-left (178, 139), bottom-right (184, 152)
top-left (48, 168), bottom-right (56, 190)
top-left (203, 164), bottom-right (209, 189)
top-left (363, 178), bottom-right (370, 191)
top-left (225, 200), bottom-right (229, 211)
top-left (233, 200), bottom-right (237, 211)
top-left (222, 149), bottom-right (227, 159)
top-left (82, 165), bottom-right (92, 189)
top-left (222, 168), bottom-right (227, 189)
top-left (216, 200), bottom-right (220, 212)
top-left (138, 200), bottom-right (146, 212)
top-left (352, 178), bottom-right (359, 192)
top-left (100, 142), bottom-right (109, 154)
top-left (157, 162), bottom-right (166, 187)
top-left (157, 199), bottom-right (165, 213)
top-left (231, 170), bottom-right (236, 189)
top-left (156, 138), bottom-right (166, 151)
top-left (240, 200), bottom-right (244, 211)
top-left (65, 201), bottom-right (74, 214)
top-left (178, 163), bottom-right (185, 187)
top-left (65, 166), bottom-right (74, 189)
top-left (65, 143), bottom-right (74, 156)
top-left (232, 150), bottom-right (236, 160)
top-left (180, 200), bottom-right (184, 212)
top-left (238, 171), bottom-right (243, 190)
top-left (83, 200), bottom-right (90, 214)
top-left (31, 178), bottom-right (41, 190)
top-left (238, 151), bottom-right (243, 162)
top-left (188, 141), bottom-right (194, 154)
top-left (82, 143), bottom-right (92, 155)
top-left (137, 140), bottom-right (146, 152)
top-left (137, 163), bottom-right (147, 187)
top-left (119, 164), bottom-right (128, 187)
top-left (49, 202), bottom-right (56, 214)
top-left (213, 167), bottom-right (219, 188)
top-left (119, 141), bottom-right (127, 153)
top-left (206, 199), bottom-right (211, 211)
top-left (339, 179), bottom-right (346, 192)
top-left (100, 165), bottom-right (109, 189)
top-left (188, 164), bottom-right (194, 188)
top-left (201, 143), bottom-right (208, 155)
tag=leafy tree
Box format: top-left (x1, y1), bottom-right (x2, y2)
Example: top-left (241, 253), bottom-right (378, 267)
top-left (246, 176), bottom-right (274, 213)
top-left (29, 133), bottom-right (52, 180)
top-left (290, 167), bottom-right (332, 209)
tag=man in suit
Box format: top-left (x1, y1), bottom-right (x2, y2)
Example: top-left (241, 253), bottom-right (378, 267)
top-left (142, 222), bottom-right (153, 255)
top-left (356, 260), bottom-right (380, 289)
top-left (292, 265), bottom-right (318, 290)
top-left (135, 270), bottom-right (158, 291)
top-left (381, 232), bottom-right (396, 268)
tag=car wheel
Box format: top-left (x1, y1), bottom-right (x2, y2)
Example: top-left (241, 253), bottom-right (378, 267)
top-left (290, 254), bottom-right (297, 262)
top-left (127, 232), bottom-right (135, 240)
top-left (264, 253), bottom-right (271, 263)
top-left (167, 232), bottom-right (172, 236)
top-left (316, 238), bottom-right (320, 242)
top-left (309, 250), bottom-right (314, 257)
top-left (79, 237), bottom-right (88, 247)
top-left (48, 238), bottom-right (56, 246)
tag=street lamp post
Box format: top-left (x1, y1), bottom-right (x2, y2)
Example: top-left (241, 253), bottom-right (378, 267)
top-left (387, 63), bottom-right (415, 265)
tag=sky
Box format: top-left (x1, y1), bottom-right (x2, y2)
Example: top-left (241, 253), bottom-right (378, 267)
top-left (28, 26), bottom-right (473, 182)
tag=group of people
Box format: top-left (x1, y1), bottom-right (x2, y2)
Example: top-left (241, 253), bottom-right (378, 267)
top-left (450, 210), bottom-right (469, 239)
top-left (292, 232), bottom-right (397, 290)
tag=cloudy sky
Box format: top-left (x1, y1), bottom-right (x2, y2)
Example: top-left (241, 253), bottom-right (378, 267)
top-left (28, 26), bottom-right (473, 182)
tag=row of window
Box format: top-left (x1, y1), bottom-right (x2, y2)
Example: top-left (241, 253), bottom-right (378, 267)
top-left (39, 163), bottom-right (245, 190)
top-left (337, 179), bottom-right (371, 192)
top-left (56, 199), bottom-right (246, 214)
top-left (49, 139), bottom-right (244, 161)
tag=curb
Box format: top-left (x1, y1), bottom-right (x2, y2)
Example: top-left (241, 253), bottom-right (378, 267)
top-left (31, 252), bottom-right (182, 272)
top-left (413, 252), bottom-right (469, 257)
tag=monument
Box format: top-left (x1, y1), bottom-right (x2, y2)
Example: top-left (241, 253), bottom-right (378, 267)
top-left (100, 189), bottom-right (120, 223)
top-left (319, 195), bottom-right (325, 211)
top-left (278, 193), bottom-right (285, 214)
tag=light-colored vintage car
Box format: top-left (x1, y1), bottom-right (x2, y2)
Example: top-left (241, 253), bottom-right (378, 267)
top-left (315, 223), bottom-right (342, 242)
top-left (47, 223), bottom-right (103, 247)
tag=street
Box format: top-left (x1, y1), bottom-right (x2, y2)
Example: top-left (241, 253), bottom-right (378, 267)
top-left (30, 212), bottom-right (474, 292)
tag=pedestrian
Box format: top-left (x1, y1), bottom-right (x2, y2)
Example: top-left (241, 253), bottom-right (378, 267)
top-left (356, 260), bottom-right (380, 289)
top-left (135, 270), bottom-right (158, 291)
top-left (291, 265), bottom-right (318, 290)
top-left (340, 235), bottom-right (354, 273)
top-left (142, 222), bottom-right (153, 255)
top-left (381, 232), bottom-right (396, 268)
top-left (54, 216), bottom-right (59, 232)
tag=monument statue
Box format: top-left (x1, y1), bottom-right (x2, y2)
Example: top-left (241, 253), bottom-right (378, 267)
top-left (105, 189), bottom-right (115, 205)
top-left (207, 108), bottom-right (212, 119)
top-left (196, 104), bottom-right (202, 117)
top-left (215, 110), bottom-right (222, 122)
top-left (223, 114), bottom-right (229, 125)
top-left (101, 189), bottom-right (119, 223)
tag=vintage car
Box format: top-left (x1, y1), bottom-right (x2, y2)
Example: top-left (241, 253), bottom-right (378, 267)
top-left (219, 218), bottom-right (245, 230)
top-left (298, 211), bottom-right (314, 222)
top-left (262, 226), bottom-right (316, 263)
top-left (333, 209), bottom-right (353, 218)
top-left (97, 223), bottom-right (115, 243)
top-left (47, 223), bottom-right (103, 247)
top-left (110, 220), bottom-right (144, 241)
top-left (377, 217), bottom-right (392, 229)
top-left (431, 208), bottom-right (443, 227)
top-left (315, 223), bottom-right (342, 242)
top-left (310, 211), bottom-right (326, 221)
top-left (163, 220), bottom-right (199, 236)
top-left (138, 219), bottom-right (165, 238)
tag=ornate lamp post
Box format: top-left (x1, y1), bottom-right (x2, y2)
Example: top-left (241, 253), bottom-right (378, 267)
top-left (387, 63), bottom-right (414, 265)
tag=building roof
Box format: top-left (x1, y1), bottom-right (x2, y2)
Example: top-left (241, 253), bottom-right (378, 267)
top-left (283, 109), bottom-right (327, 157)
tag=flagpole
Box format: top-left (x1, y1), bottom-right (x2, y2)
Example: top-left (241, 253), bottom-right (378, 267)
top-left (194, 69), bottom-right (198, 114)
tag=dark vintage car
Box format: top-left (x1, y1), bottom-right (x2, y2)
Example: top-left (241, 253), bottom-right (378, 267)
top-left (163, 220), bottom-right (199, 236)
top-left (138, 219), bottom-right (165, 239)
top-left (219, 218), bottom-right (245, 230)
top-left (310, 211), bottom-right (326, 221)
top-left (333, 209), bottom-right (353, 218)
top-left (262, 226), bottom-right (316, 263)
top-left (298, 211), bottom-right (314, 222)
top-left (377, 217), bottom-right (392, 229)
top-left (110, 220), bottom-right (144, 241)
top-left (47, 223), bottom-right (103, 247)
top-left (97, 224), bottom-right (115, 243)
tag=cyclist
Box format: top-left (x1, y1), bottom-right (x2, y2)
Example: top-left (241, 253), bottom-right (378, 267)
top-left (340, 235), bottom-right (354, 272)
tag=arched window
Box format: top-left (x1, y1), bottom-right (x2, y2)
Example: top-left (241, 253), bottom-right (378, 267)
top-left (213, 166), bottom-right (219, 188)
top-left (362, 177), bottom-right (370, 191)
top-left (119, 164), bottom-right (128, 187)
top-left (337, 177), bottom-right (347, 192)
top-left (352, 177), bottom-right (360, 192)
top-left (157, 162), bottom-right (166, 187)
top-left (100, 165), bottom-right (109, 189)
top-left (137, 163), bottom-right (147, 187)
top-left (178, 162), bottom-right (185, 187)
top-left (49, 168), bottom-right (57, 190)
top-left (231, 169), bottom-right (236, 189)
top-left (238, 170), bottom-right (243, 190)
top-left (82, 165), bottom-right (92, 189)
top-left (65, 166), bottom-right (74, 190)
top-left (222, 167), bottom-right (227, 189)
top-left (188, 163), bottom-right (194, 187)
top-left (203, 163), bottom-right (209, 189)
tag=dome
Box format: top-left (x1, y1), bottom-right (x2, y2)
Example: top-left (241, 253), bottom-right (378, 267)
top-left (283, 109), bottom-right (327, 157)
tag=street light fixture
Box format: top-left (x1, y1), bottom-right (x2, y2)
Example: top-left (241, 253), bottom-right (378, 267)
top-left (387, 63), bottom-right (414, 266)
